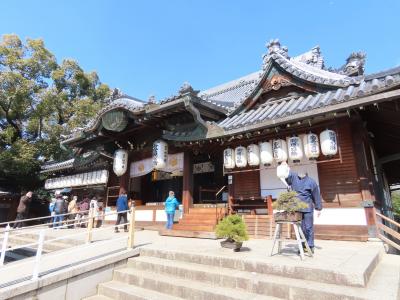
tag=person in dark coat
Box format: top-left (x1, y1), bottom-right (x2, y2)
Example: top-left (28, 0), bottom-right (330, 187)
top-left (281, 162), bottom-right (322, 253)
top-left (115, 190), bottom-right (129, 233)
top-left (13, 191), bottom-right (33, 228)
top-left (53, 193), bottom-right (67, 229)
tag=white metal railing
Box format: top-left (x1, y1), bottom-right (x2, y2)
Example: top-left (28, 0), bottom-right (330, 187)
top-left (0, 207), bottom-right (136, 282)
top-left (0, 209), bottom-right (91, 233)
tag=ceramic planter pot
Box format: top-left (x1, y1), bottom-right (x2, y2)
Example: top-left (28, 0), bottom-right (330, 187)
top-left (274, 211), bottom-right (303, 222)
top-left (220, 239), bottom-right (243, 251)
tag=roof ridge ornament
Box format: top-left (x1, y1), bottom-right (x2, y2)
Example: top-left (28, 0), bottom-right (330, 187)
top-left (179, 81), bottom-right (199, 96)
top-left (342, 52), bottom-right (366, 76)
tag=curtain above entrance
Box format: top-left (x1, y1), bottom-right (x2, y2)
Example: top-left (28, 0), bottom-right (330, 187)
top-left (130, 153), bottom-right (184, 178)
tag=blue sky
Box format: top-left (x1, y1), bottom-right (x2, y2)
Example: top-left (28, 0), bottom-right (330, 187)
top-left (1, 0), bottom-right (400, 101)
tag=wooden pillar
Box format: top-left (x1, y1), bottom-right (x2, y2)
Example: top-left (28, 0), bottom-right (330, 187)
top-left (182, 151), bottom-right (193, 213)
top-left (266, 195), bottom-right (273, 216)
top-left (351, 119), bottom-right (374, 201)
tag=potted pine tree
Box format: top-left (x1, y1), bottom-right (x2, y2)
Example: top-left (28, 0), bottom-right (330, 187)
top-left (273, 191), bottom-right (308, 222)
top-left (215, 214), bottom-right (249, 251)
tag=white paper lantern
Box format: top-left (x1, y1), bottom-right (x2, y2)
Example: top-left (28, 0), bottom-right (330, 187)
top-left (259, 141), bottom-right (273, 166)
top-left (235, 146), bottom-right (247, 168)
top-left (277, 162), bottom-right (290, 179)
top-left (152, 140), bottom-right (168, 170)
top-left (320, 129), bottom-right (338, 156)
top-left (82, 173), bottom-right (88, 185)
top-left (223, 148), bottom-right (235, 169)
top-left (272, 139), bottom-right (288, 162)
top-left (101, 170), bottom-right (108, 184)
top-left (66, 176), bottom-right (71, 187)
top-left (288, 136), bottom-right (303, 163)
top-left (247, 144), bottom-right (260, 166)
top-left (113, 149), bottom-right (129, 176)
top-left (303, 133), bottom-right (320, 160)
top-left (76, 173), bottom-right (83, 186)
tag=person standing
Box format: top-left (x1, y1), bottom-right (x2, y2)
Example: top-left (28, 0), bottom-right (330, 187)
top-left (90, 195), bottom-right (100, 228)
top-left (53, 193), bottom-right (67, 229)
top-left (48, 198), bottom-right (56, 228)
top-left (13, 191), bottom-right (33, 228)
top-left (115, 191), bottom-right (128, 233)
top-left (280, 161), bottom-right (322, 253)
top-left (164, 191), bottom-right (180, 230)
top-left (78, 196), bottom-right (90, 228)
top-left (67, 196), bottom-right (79, 228)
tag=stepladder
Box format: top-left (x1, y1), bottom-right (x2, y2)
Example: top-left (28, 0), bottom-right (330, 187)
top-left (270, 221), bottom-right (313, 260)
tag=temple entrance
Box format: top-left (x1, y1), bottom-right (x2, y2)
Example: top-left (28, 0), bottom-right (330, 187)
top-left (130, 172), bottom-right (182, 205)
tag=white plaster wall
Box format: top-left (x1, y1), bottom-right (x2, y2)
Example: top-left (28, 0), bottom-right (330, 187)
top-left (314, 208), bottom-right (367, 225)
top-left (135, 210), bottom-right (153, 221)
top-left (155, 209), bottom-right (181, 222)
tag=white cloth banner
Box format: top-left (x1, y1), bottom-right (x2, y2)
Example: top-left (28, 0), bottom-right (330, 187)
top-left (130, 153), bottom-right (184, 178)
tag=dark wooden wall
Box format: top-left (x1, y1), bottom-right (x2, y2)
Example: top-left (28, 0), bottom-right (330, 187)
top-left (317, 121), bottom-right (363, 207)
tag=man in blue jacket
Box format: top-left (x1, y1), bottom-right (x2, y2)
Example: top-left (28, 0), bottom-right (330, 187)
top-left (164, 191), bottom-right (180, 229)
top-left (115, 190), bottom-right (129, 233)
top-left (282, 162), bottom-right (322, 253)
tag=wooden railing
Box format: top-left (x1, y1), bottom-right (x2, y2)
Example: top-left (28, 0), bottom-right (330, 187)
top-left (375, 210), bottom-right (400, 252)
top-left (228, 195), bottom-right (273, 216)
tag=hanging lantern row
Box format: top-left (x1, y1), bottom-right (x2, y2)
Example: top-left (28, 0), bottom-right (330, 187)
top-left (45, 170), bottom-right (109, 190)
top-left (223, 129), bottom-right (338, 169)
top-left (152, 139), bottom-right (168, 170)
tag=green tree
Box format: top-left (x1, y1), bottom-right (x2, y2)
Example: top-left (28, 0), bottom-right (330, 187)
top-left (0, 34), bottom-right (110, 190)
top-left (392, 191), bottom-right (400, 221)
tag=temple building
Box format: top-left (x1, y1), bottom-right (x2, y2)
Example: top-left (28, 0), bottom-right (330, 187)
top-left (42, 39), bottom-right (400, 240)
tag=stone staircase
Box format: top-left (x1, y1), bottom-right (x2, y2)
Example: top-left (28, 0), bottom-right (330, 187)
top-left (84, 247), bottom-right (400, 300)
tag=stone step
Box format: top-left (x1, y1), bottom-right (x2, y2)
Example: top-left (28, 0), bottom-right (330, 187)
top-left (139, 247), bottom-right (380, 287)
top-left (82, 295), bottom-right (114, 300)
top-left (20, 232), bottom-right (84, 246)
top-left (128, 255), bottom-right (384, 300)
top-left (97, 280), bottom-right (184, 300)
top-left (159, 229), bottom-right (217, 239)
top-left (112, 268), bottom-right (281, 300)
top-left (7, 235), bottom-right (71, 252)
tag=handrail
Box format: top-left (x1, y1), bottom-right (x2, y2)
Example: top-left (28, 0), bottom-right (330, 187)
top-left (215, 185), bottom-right (226, 197)
top-left (0, 209), bottom-right (90, 227)
top-left (0, 207), bottom-right (136, 273)
top-left (1, 209), bottom-right (129, 234)
top-left (375, 209), bottom-right (400, 252)
top-left (375, 211), bottom-right (400, 227)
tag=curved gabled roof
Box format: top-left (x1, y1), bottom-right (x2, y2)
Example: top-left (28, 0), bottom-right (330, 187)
top-left (199, 40), bottom-right (362, 114)
top-left (218, 74), bottom-right (400, 132)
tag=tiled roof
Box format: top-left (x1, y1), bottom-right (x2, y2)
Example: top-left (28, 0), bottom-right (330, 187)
top-left (199, 71), bottom-right (261, 106)
top-left (198, 49), bottom-right (358, 112)
top-left (218, 74), bottom-right (400, 131)
top-left (41, 158), bottom-right (75, 173)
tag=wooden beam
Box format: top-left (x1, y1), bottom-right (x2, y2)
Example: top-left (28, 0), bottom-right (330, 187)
top-left (379, 152), bottom-right (400, 165)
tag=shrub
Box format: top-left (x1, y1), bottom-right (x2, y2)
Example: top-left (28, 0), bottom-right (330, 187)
top-left (215, 214), bottom-right (249, 243)
top-left (273, 191), bottom-right (308, 212)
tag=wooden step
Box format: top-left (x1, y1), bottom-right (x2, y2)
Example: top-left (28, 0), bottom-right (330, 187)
top-left (178, 219), bottom-right (217, 225)
top-left (173, 224), bottom-right (215, 231)
top-left (189, 208), bottom-right (226, 214)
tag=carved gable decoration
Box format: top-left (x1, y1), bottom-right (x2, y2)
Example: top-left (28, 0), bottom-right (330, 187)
top-left (262, 74), bottom-right (293, 92)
